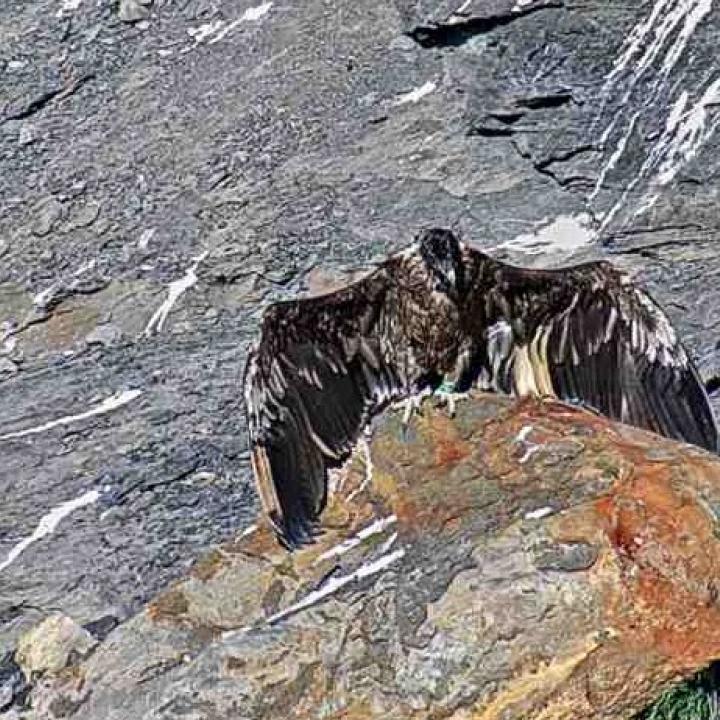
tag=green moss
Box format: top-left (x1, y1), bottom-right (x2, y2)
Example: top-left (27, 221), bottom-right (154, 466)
top-left (637, 665), bottom-right (720, 720)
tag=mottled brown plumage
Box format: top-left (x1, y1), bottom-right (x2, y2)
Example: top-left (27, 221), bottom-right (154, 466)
top-left (244, 228), bottom-right (718, 548)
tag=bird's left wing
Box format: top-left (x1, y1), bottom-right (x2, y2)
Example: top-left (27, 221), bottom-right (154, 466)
top-left (243, 266), bottom-right (405, 547)
top-left (462, 251), bottom-right (718, 453)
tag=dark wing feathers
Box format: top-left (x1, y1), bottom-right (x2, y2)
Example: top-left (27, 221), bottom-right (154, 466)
top-left (487, 260), bottom-right (718, 453)
top-left (244, 269), bottom-right (404, 547)
top-left (247, 238), bottom-right (719, 550)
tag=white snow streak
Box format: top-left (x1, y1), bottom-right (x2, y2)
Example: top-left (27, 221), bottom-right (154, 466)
top-left (187, 21), bottom-right (225, 44)
top-left (599, 75), bottom-right (720, 231)
top-left (637, 76), bottom-right (720, 213)
top-left (514, 425), bottom-right (534, 444)
top-left (0, 490), bottom-right (101, 573)
top-left (590, 110), bottom-right (640, 202)
top-left (0, 390), bottom-right (142, 441)
top-left (33, 284), bottom-right (58, 309)
top-left (394, 81), bottom-right (436, 106)
top-left (513, 424), bottom-right (541, 464)
top-left (524, 506), bottom-right (554, 520)
top-left (592, 0), bottom-right (716, 228)
top-left (143, 252), bottom-right (207, 337)
top-left (512, 0), bottom-right (537, 10)
top-left (186, 2), bottom-right (272, 48)
top-left (314, 515), bottom-right (397, 564)
top-left (266, 548), bottom-right (405, 624)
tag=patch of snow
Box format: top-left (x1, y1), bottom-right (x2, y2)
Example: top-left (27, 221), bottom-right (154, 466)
top-left (592, 0), bottom-right (715, 229)
top-left (137, 228), bottom-right (156, 250)
top-left (33, 284), bottom-right (59, 309)
top-left (636, 75), bottom-right (720, 214)
top-left (57, 0), bottom-right (83, 15)
top-left (186, 2), bottom-right (273, 49)
top-left (187, 21), bottom-right (224, 44)
top-left (495, 214), bottom-right (596, 256)
top-left (514, 425), bottom-right (534, 444)
top-left (394, 81), bottom-right (436, 106)
top-left (143, 251), bottom-right (207, 337)
top-left (590, 110), bottom-right (640, 201)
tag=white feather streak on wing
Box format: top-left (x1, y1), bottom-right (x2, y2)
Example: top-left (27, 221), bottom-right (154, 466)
top-left (556, 292), bottom-right (580, 362)
top-left (627, 289), bottom-right (685, 369)
top-left (486, 320), bottom-right (513, 389)
top-left (534, 324), bottom-right (554, 395)
top-left (621, 393), bottom-right (630, 423)
top-left (250, 446), bottom-right (282, 521)
top-left (512, 345), bottom-right (540, 397)
top-left (306, 423), bottom-right (343, 460)
top-left (604, 306), bottom-right (618, 343)
top-left (570, 339), bottom-right (580, 366)
top-left (359, 338), bottom-right (381, 370)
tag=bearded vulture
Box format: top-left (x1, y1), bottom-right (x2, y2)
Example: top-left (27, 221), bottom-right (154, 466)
top-left (244, 228), bottom-right (718, 547)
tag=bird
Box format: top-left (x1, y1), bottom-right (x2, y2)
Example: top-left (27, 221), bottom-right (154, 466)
top-left (244, 227), bottom-right (718, 548)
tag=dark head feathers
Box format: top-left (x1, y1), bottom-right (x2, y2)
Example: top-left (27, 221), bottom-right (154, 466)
top-left (417, 227), bottom-right (466, 300)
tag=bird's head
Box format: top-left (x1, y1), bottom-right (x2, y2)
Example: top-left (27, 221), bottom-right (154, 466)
top-left (417, 227), bottom-right (465, 300)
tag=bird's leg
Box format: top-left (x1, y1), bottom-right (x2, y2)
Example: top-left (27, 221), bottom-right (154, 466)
top-left (393, 386), bottom-right (434, 426)
top-left (432, 380), bottom-right (470, 418)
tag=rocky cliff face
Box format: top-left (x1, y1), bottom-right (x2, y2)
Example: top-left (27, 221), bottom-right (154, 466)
top-left (2, 0), bottom-right (720, 714)
top-left (7, 394), bottom-right (720, 719)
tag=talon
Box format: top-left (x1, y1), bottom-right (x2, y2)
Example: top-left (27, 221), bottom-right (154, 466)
top-left (432, 386), bottom-right (470, 418)
top-left (393, 387), bottom-right (434, 427)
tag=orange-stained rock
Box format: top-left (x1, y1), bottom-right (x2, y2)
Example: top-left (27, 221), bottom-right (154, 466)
top-left (21, 393), bottom-right (720, 719)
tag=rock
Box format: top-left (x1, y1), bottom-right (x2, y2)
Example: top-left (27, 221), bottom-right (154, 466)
top-left (19, 394), bottom-right (720, 719)
top-left (0, 653), bottom-right (27, 712)
top-left (15, 614), bottom-right (96, 680)
top-left (2, 0), bottom-right (720, 715)
top-left (84, 323), bottom-right (122, 347)
top-left (118, 0), bottom-right (152, 22)
top-left (18, 126), bottom-right (35, 146)
top-left (64, 201), bottom-right (101, 231)
top-left (0, 357), bottom-right (19, 375)
top-left (30, 199), bottom-right (63, 238)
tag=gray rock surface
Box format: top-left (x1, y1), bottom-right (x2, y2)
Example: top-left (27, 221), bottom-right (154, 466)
top-left (1, 0), bottom-right (720, 705)
top-left (11, 394), bottom-right (720, 719)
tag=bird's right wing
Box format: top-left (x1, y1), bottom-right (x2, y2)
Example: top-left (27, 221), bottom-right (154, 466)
top-left (243, 267), bottom-right (406, 547)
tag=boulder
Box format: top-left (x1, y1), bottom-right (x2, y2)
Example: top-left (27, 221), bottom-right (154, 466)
top-left (16, 614), bottom-right (96, 680)
top-left (19, 393), bottom-right (720, 719)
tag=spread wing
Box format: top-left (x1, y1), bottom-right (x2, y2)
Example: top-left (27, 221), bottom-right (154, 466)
top-left (468, 254), bottom-right (718, 452)
top-left (243, 265), bottom-right (406, 548)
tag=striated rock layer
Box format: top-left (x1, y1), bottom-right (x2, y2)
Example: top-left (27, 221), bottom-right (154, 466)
top-left (15, 393), bottom-right (720, 719)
